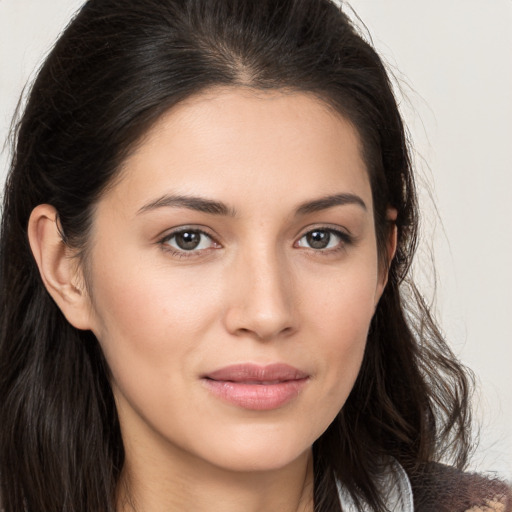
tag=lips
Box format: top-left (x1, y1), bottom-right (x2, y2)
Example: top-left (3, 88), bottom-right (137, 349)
top-left (202, 363), bottom-right (309, 411)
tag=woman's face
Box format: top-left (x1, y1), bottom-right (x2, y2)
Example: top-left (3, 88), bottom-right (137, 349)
top-left (83, 88), bottom-right (389, 473)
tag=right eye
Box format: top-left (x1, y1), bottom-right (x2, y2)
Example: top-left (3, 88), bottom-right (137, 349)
top-left (161, 229), bottom-right (218, 253)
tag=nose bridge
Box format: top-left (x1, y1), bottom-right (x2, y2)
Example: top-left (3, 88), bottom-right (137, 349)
top-left (224, 240), bottom-right (296, 340)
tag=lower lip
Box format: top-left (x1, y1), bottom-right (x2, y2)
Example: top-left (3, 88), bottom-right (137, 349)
top-left (202, 378), bottom-right (309, 410)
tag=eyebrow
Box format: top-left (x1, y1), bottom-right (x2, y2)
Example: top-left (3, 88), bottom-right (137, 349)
top-left (137, 192), bottom-right (366, 217)
top-left (137, 194), bottom-right (238, 217)
top-left (295, 193), bottom-right (367, 215)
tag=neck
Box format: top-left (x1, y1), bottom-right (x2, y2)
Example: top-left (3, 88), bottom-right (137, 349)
top-left (117, 444), bottom-right (315, 512)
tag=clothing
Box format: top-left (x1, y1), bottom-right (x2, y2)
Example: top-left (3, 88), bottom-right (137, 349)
top-left (337, 459), bottom-right (413, 512)
top-left (411, 463), bottom-right (512, 512)
top-left (337, 461), bottom-right (512, 512)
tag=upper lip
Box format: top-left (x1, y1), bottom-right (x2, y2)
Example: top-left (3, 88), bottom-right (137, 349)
top-left (203, 363), bottom-right (309, 383)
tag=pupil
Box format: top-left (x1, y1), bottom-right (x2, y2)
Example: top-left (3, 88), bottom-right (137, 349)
top-left (176, 231), bottom-right (201, 250)
top-left (307, 230), bottom-right (330, 249)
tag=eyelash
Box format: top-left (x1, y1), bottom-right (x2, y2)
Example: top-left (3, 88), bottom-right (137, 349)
top-left (158, 226), bottom-right (353, 259)
top-left (159, 228), bottom-right (218, 259)
top-left (295, 227), bottom-right (353, 255)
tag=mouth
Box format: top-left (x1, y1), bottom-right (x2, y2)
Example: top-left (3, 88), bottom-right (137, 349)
top-left (201, 363), bottom-right (310, 411)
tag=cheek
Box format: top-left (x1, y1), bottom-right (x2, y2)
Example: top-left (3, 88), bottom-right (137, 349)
top-left (296, 254), bottom-right (380, 415)
top-left (86, 247), bottom-right (223, 382)
top-left (86, 254), bottom-right (226, 447)
top-left (305, 256), bottom-right (379, 340)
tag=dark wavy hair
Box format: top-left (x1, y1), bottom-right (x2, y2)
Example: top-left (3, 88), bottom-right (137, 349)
top-left (0, 0), bottom-right (473, 511)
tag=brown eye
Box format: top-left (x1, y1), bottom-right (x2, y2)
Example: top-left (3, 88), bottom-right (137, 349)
top-left (297, 228), bottom-right (348, 251)
top-left (306, 230), bottom-right (331, 249)
top-left (164, 229), bottom-right (215, 252)
top-left (175, 231), bottom-right (201, 250)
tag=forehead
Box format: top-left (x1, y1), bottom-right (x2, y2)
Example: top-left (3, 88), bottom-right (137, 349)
top-left (104, 87), bottom-right (372, 216)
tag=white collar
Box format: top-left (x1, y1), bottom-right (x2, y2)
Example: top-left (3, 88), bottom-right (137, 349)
top-left (337, 459), bottom-right (414, 511)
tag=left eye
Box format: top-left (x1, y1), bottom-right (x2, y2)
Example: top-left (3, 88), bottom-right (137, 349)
top-left (163, 230), bottom-right (215, 252)
top-left (296, 229), bottom-right (344, 250)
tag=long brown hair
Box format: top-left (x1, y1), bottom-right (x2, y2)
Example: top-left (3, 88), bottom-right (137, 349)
top-left (0, 1), bottom-right (473, 510)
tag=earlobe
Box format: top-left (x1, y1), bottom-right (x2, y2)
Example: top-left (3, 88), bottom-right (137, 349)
top-left (28, 204), bottom-right (94, 331)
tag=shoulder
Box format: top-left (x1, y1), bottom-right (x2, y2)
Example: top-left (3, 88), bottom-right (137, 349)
top-left (410, 462), bottom-right (512, 512)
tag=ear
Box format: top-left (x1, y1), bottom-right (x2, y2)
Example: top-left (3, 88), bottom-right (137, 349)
top-left (28, 204), bottom-right (94, 330)
top-left (375, 207), bottom-right (398, 303)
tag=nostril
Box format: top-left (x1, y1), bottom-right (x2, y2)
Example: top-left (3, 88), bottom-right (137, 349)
top-left (232, 323), bottom-right (296, 341)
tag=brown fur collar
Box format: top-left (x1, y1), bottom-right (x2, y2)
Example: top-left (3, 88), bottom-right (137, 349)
top-left (410, 463), bottom-right (512, 512)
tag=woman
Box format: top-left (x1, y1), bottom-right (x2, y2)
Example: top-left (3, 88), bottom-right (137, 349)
top-left (0, 0), bottom-right (510, 511)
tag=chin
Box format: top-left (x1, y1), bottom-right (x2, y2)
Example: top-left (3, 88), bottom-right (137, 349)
top-left (210, 447), bottom-right (311, 474)
top-left (192, 423), bottom-right (318, 473)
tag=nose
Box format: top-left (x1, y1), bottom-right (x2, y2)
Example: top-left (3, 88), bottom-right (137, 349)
top-left (223, 247), bottom-right (298, 341)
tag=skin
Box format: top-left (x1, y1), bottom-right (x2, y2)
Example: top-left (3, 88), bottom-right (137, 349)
top-left (29, 88), bottom-right (396, 512)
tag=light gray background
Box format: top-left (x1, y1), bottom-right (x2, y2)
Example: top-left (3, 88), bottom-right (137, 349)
top-left (1, 0), bottom-right (511, 479)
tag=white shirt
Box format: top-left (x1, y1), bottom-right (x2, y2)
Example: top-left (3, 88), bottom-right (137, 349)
top-left (337, 460), bottom-right (414, 512)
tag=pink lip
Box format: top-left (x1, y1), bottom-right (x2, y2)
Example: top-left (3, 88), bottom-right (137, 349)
top-left (202, 363), bottom-right (309, 411)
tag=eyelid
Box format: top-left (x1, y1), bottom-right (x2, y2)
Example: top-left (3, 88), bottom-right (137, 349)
top-left (158, 224), bottom-right (219, 242)
top-left (295, 224), bottom-right (353, 241)
top-left (294, 225), bottom-right (354, 251)
top-left (158, 226), bottom-right (222, 256)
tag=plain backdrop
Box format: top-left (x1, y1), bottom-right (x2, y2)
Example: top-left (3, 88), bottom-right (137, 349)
top-left (1, 0), bottom-right (511, 480)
